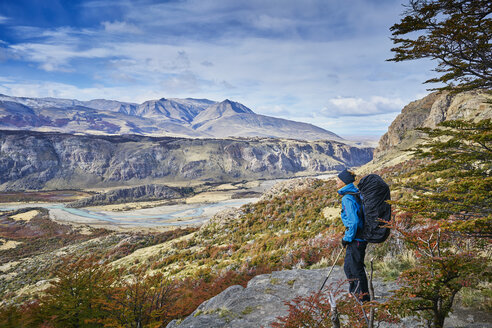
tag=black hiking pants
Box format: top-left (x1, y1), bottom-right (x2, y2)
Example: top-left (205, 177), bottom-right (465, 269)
top-left (344, 240), bottom-right (370, 302)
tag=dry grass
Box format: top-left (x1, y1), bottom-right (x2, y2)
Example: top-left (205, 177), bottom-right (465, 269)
top-left (87, 199), bottom-right (179, 212)
top-left (0, 239), bottom-right (23, 250)
top-left (186, 191), bottom-right (235, 204)
top-left (0, 261), bottom-right (20, 272)
top-left (9, 210), bottom-right (40, 222)
top-left (322, 207), bottom-right (340, 224)
top-left (111, 232), bottom-right (199, 269)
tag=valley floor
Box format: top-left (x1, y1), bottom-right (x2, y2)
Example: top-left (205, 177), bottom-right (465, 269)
top-left (0, 175), bottom-right (334, 232)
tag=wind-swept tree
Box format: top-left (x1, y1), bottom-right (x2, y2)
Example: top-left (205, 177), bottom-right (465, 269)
top-left (388, 0), bottom-right (492, 91)
top-left (386, 119), bottom-right (492, 328)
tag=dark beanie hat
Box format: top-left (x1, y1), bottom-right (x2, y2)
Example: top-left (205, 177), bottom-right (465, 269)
top-left (338, 169), bottom-right (355, 185)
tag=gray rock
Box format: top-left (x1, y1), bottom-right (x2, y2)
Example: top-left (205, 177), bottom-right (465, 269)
top-left (374, 90), bottom-right (491, 160)
top-left (167, 267), bottom-right (389, 328)
top-left (166, 267), bottom-right (492, 328)
top-left (67, 184), bottom-right (190, 207)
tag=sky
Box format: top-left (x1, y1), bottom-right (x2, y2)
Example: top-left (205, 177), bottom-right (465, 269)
top-left (0, 0), bottom-right (440, 138)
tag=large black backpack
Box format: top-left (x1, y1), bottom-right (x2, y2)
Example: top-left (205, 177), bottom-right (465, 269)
top-left (351, 174), bottom-right (391, 243)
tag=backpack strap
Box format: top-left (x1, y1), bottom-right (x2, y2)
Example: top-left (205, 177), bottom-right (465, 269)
top-left (345, 192), bottom-right (365, 240)
top-left (344, 192), bottom-right (364, 219)
top-left (345, 192), bottom-right (362, 206)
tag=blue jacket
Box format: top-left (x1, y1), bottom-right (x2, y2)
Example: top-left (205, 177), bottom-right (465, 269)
top-left (338, 183), bottom-right (364, 242)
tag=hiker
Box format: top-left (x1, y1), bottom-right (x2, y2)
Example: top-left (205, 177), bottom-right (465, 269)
top-left (336, 168), bottom-right (370, 302)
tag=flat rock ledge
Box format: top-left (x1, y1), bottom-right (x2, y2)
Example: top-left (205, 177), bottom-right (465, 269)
top-left (166, 267), bottom-right (393, 328)
top-left (166, 267), bottom-right (491, 328)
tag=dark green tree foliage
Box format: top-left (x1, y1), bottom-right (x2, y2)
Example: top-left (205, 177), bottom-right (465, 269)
top-left (399, 119), bottom-right (491, 236)
top-left (387, 118), bottom-right (492, 328)
top-left (388, 0), bottom-right (492, 91)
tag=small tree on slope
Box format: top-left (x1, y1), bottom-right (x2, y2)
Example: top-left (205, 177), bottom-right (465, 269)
top-left (386, 119), bottom-right (491, 328)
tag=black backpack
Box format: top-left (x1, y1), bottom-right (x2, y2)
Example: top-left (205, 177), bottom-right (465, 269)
top-left (349, 174), bottom-right (391, 243)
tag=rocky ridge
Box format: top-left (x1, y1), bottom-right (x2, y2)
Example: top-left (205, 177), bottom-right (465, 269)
top-left (0, 130), bottom-right (373, 191)
top-left (374, 90), bottom-right (491, 160)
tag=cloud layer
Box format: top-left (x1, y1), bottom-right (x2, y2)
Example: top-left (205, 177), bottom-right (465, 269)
top-left (0, 0), bottom-right (439, 137)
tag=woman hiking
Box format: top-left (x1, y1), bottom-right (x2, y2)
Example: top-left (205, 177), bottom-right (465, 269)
top-left (336, 168), bottom-right (370, 302)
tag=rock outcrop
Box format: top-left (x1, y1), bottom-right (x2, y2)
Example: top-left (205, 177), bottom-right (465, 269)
top-left (166, 267), bottom-right (491, 328)
top-left (374, 91), bottom-right (492, 160)
top-left (0, 130), bottom-right (373, 191)
top-left (165, 267), bottom-right (366, 328)
top-left (67, 184), bottom-right (192, 208)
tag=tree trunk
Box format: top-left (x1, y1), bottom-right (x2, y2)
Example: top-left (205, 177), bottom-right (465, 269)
top-left (432, 300), bottom-right (446, 328)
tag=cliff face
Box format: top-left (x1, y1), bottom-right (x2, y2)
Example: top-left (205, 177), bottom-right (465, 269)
top-left (0, 131), bottom-right (373, 191)
top-left (374, 91), bottom-right (492, 159)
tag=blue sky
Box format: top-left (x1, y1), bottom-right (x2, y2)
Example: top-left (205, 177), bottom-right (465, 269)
top-left (0, 0), bottom-right (438, 137)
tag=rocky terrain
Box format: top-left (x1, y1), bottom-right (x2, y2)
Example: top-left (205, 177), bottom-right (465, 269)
top-left (1, 157), bottom-right (490, 327)
top-left (166, 267), bottom-right (385, 328)
top-left (166, 267), bottom-right (490, 328)
top-left (0, 130), bottom-right (373, 191)
top-left (372, 90), bottom-right (491, 164)
top-left (0, 94), bottom-right (342, 141)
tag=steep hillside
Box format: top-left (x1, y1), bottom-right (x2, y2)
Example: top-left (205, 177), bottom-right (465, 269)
top-left (0, 130), bottom-right (373, 191)
top-left (192, 99), bottom-right (255, 124)
top-left (135, 98), bottom-right (215, 123)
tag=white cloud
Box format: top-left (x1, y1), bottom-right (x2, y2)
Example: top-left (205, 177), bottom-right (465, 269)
top-left (160, 71), bottom-right (202, 94)
top-left (0, 78), bottom-right (164, 103)
top-left (102, 21), bottom-right (142, 34)
top-left (301, 111), bottom-right (403, 137)
top-left (249, 15), bottom-right (296, 31)
top-left (0, 16), bottom-right (9, 24)
top-left (220, 80), bottom-right (235, 89)
top-left (9, 43), bottom-right (113, 71)
top-left (323, 96), bottom-right (406, 117)
top-left (0, 76), bottom-right (14, 83)
top-left (256, 104), bottom-right (292, 116)
top-left (0, 0), bottom-right (441, 136)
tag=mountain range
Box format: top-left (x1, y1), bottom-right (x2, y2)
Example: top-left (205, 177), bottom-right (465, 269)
top-left (0, 94), bottom-right (341, 141)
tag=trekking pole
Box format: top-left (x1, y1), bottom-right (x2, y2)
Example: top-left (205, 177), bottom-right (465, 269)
top-left (318, 247), bottom-right (344, 293)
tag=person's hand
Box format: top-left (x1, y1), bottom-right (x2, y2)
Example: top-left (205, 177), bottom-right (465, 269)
top-left (341, 239), bottom-right (349, 247)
